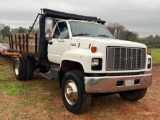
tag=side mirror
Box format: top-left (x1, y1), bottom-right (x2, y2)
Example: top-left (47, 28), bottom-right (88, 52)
top-left (114, 28), bottom-right (120, 39)
top-left (45, 18), bottom-right (54, 41)
top-left (114, 28), bottom-right (118, 39)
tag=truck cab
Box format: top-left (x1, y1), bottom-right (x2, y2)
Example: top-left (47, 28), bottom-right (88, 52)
top-left (45, 18), bottom-right (152, 114)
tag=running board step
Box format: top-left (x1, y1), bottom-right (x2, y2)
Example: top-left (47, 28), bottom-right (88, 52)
top-left (40, 65), bottom-right (60, 80)
top-left (41, 72), bottom-right (53, 80)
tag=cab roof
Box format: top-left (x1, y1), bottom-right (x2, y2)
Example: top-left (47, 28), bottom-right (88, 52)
top-left (42, 8), bottom-right (106, 24)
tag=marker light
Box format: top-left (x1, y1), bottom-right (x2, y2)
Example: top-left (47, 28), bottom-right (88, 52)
top-left (91, 47), bottom-right (97, 53)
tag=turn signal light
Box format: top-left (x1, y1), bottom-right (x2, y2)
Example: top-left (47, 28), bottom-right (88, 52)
top-left (147, 47), bottom-right (151, 55)
top-left (91, 47), bottom-right (97, 53)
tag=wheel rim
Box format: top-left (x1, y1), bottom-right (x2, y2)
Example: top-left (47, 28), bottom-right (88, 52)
top-left (15, 61), bottom-right (19, 76)
top-left (64, 80), bottom-right (78, 105)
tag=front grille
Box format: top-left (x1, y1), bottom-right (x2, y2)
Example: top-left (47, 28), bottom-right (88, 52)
top-left (106, 47), bottom-right (146, 71)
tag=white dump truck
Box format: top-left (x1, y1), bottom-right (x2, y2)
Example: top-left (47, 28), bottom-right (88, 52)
top-left (4, 8), bottom-right (152, 114)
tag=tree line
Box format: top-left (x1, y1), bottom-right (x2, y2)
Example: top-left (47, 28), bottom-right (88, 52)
top-left (0, 25), bottom-right (39, 41)
top-left (0, 26), bottom-right (29, 40)
top-left (107, 23), bottom-right (160, 48)
top-left (139, 35), bottom-right (160, 48)
top-left (107, 23), bottom-right (139, 42)
top-left (0, 23), bottom-right (160, 48)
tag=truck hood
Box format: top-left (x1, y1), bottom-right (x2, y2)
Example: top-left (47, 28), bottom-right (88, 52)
top-left (77, 37), bottom-right (146, 49)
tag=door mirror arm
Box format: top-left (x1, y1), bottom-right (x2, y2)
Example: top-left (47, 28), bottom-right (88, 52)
top-left (45, 34), bottom-right (52, 41)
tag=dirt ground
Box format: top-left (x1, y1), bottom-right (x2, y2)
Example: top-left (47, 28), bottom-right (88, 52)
top-left (0, 55), bottom-right (160, 120)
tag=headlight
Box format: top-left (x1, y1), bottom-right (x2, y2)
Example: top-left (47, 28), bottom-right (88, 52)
top-left (91, 58), bottom-right (102, 71)
top-left (92, 59), bottom-right (99, 66)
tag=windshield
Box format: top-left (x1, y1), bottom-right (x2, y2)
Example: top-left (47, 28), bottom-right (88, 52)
top-left (69, 21), bottom-right (114, 38)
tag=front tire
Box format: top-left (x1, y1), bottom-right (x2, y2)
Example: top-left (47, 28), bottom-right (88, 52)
top-left (61, 70), bottom-right (91, 114)
top-left (119, 88), bottom-right (147, 101)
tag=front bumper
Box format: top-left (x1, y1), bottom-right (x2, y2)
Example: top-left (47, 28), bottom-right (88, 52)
top-left (84, 74), bottom-right (152, 93)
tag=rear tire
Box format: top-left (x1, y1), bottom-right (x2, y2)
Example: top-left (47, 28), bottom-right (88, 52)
top-left (119, 88), bottom-right (147, 101)
top-left (26, 57), bottom-right (34, 80)
top-left (61, 70), bottom-right (92, 114)
top-left (13, 57), bottom-right (27, 80)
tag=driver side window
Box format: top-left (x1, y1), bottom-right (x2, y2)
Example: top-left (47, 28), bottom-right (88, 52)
top-left (53, 22), bottom-right (69, 39)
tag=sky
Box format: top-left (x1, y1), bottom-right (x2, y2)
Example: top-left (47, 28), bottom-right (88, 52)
top-left (0, 0), bottom-right (160, 38)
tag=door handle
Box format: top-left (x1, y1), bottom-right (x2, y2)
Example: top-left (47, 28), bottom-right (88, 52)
top-left (49, 41), bottom-right (53, 45)
top-left (57, 39), bottom-right (65, 42)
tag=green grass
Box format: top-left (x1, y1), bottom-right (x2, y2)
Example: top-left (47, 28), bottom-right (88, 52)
top-left (0, 82), bottom-right (23, 95)
top-left (17, 82), bottom-right (55, 109)
top-left (0, 72), bottom-right (11, 80)
top-left (38, 103), bottom-right (46, 110)
top-left (0, 102), bottom-right (5, 110)
top-left (151, 48), bottom-right (160, 64)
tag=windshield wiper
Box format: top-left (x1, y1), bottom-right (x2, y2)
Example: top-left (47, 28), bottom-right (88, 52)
top-left (73, 33), bottom-right (90, 36)
top-left (95, 35), bottom-right (114, 38)
top-left (97, 35), bottom-right (110, 37)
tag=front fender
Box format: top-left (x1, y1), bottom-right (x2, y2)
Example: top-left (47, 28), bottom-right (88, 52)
top-left (61, 49), bottom-right (103, 73)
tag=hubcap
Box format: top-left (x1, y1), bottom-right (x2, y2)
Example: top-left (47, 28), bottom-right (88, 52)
top-left (65, 80), bottom-right (78, 105)
top-left (15, 61), bottom-right (19, 75)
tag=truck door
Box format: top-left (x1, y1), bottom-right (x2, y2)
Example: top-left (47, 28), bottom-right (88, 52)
top-left (48, 21), bottom-right (70, 64)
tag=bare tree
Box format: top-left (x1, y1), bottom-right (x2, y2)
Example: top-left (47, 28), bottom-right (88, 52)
top-left (0, 23), bottom-right (5, 30)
